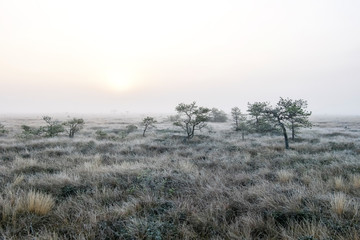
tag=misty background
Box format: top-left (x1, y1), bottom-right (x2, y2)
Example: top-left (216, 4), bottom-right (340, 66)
top-left (1, 0), bottom-right (359, 115)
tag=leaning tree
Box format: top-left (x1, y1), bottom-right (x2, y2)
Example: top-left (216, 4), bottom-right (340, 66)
top-left (141, 116), bottom-right (157, 137)
top-left (262, 97), bottom-right (312, 149)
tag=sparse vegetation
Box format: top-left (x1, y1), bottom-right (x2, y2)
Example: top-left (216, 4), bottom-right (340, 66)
top-left (0, 114), bottom-right (359, 239)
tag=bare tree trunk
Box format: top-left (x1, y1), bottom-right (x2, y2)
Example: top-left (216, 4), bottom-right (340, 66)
top-left (291, 122), bottom-right (295, 140)
top-left (189, 125), bottom-right (196, 139)
top-left (186, 123), bottom-right (192, 139)
top-left (280, 123), bottom-right (289, 149)
top-left (143, 125), bottom-right (148, 137)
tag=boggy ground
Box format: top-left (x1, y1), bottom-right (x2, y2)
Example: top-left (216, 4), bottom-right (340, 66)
top-left (0, 115), bottom-right (360, 239)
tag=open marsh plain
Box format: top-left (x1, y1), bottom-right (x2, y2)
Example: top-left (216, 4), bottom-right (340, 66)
top-left (0, 115), bottom-right (360, 239)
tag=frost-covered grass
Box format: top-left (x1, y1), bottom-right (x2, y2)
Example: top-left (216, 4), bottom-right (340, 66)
top-left (0, 115), bottom-right (359, 239)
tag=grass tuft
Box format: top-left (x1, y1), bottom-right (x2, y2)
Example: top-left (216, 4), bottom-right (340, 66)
top-left (277, 170), bottom-right (294, 183)
top-left (351, 175), bottom-right (360, 189)
top-left (26, 190), bottom-right (55, 215)
top-left (330, 192), bottom-right (350, 216)
top-left (334, 176), bottom-right (348, 192)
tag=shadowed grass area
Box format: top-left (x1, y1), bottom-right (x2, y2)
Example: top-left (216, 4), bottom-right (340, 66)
top-left (0, 115), bottom-right (359, 239)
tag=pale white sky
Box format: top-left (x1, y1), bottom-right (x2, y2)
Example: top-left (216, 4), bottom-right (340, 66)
top-left (1, 0), bottom-right (359, 114)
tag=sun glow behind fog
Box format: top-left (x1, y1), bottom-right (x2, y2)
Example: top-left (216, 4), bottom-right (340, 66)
top-left (105, 72), bottom-right (134, 92)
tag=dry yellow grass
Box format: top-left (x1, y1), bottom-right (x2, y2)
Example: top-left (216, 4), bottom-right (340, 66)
top-left (26, 190), bottom-right (55, 215)
top-left (351, 174), bottom-right (360, 189)
top-left (334, 176), bottom-right (347, 192)
top-left (330, 192), bottom-right (350, 216)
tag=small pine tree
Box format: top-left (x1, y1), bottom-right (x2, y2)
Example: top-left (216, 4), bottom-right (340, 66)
top-left (247, 102), bottom-right (276, 133)
top-left (231, 107), bottom-right (248, 140)
top-left (263, 97), bottom-right (312, 149)
top-left (173, 102), bottom-right (211, 139)
top-left (142, 117), bottom-right (157, 137)
top-left (63, 118), bottom-right (85, 138)
top-left (283, 99), bottom-right (312, 140)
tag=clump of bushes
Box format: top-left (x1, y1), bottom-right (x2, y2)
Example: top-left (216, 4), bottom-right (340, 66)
top-left (208, 108), bottom-right (228, 122)
top-left (21, 116), bottom-right (85, 138)
top-left (42, 116), bottom-right (65, 137)
top-left (125, 124), bottom-right (138, 134)
top-left (95, 125), bottom-right (138, 140)
top-left (95, 130), bottom-right (119, 141)
top-left (21, 125), bottom-right (45, 138)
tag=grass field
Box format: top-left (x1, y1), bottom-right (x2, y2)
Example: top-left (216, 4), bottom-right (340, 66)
top-left (0, 114), bottom-right (359, 239)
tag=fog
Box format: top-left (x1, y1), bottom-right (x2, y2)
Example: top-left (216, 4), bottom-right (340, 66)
top-left (1, 0), bottom-right (360, 115)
